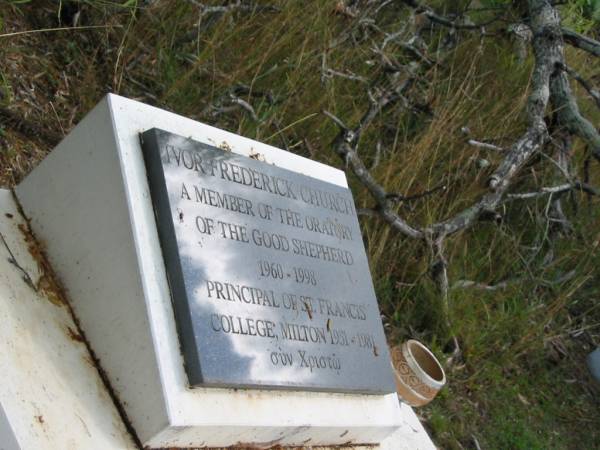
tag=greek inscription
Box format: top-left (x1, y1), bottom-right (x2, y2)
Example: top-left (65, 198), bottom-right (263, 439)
top-left (297, 350), bottom-right (341, 373)
top-left (270, 351), bottom-right (294, 367)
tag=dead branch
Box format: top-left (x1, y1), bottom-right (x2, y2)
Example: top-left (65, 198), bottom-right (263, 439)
top-left (401, 0), bottom-right (504, 31)
top-left (467, 139), bottom-right (505, 152)
top-left (387, 183), bottom-right (447, 203)
top-left (321, 58), bottom-right (369, 84)
top-left (328, 0), bottom-right (562, 243)
top-left (188, 0), bottom-right (279, 17)
top-left (324, 0), bottom-right (596, 342)
top-left (0, 231), bottom-right (36, 291)
top-left (227, 94), bottom-right (259, 121)
top-left (370, 141), bottom-right (383, 170)
top-left (327, 109), bottom-right (424, 238)
top-left (357, 207), bottom-right (379, 217)
top-left (547, 31), bottom-right (600, 164)
top-left (326, 68), bottom-right (426, 238)
top-left (368, 22), bottom-right (436, 67)
top-left (547, 124), bottom-right (575, 234)
top-left (508, 23), bottom-right (533, 61)
top-left (452, 278), bottom-right (519, 291)
top-left (558, 63), bottom-right (600, 109)
top-left (507, 181), bottom-right (600, 199)
top-left (424, 0), bottom-right (572, 237)
top-left (231, 84), bottom-right (276, 104)
top-left (203, 86), bottom-right (270, 122)
top-left (562, 28), bottom-right (600, 57)
top-left (179, 0), bottom-right (279, 44)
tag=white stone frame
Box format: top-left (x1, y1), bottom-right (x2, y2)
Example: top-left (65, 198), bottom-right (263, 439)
top-left (16, 94), bottom-right (418, 448)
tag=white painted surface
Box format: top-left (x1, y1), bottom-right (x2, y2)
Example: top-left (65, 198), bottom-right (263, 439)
top-left (0, 189), bottom-right (136, 450)
top-left (0, 403), bottom-right (20, 450)
top-left (15, 94), bottom-right (436, 449)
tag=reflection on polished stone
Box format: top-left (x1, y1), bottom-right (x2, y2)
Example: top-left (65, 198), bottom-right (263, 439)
top-left (141, 128), bottom-right (396, 394)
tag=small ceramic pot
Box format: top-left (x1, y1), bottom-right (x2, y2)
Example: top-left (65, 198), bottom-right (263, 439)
top-left (390, 339), bottom-right (446, 407)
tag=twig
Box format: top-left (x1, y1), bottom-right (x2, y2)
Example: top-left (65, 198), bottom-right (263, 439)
top-left (472, 434), bottom-right (483, 450)
top-left (228, 94), bottom-right (259, 121)
top-left (0, 231), bottom-right (36, 291)
top-left (401, 0), bottom-right (504, 31)
top-left (322, 67), bottom-right (369, 84)
top-left (387, 183), bottom-right (447, 203)
top-left (203, 90), bottom-right (266, 123)
top-left (49, 102), bottom-right (65, 137)
top-left (232, 84), bottom-right (275, 104)
top-left (188, 0), bottom-right (279, 17)
top-left (467, 139), bottom-right (505, 152)
top-left (357, 207), bottom-right (379, 217)
top-left (507, 182), bottom-right (600, 199)
top-left (323, 110), bottom-right (350, 132)
top-left (370, 141), bottom-right (383, 170)
top-left (452, 278), bottom-right (519, 291)
top-left (327, 92), bottom-right (424, 238)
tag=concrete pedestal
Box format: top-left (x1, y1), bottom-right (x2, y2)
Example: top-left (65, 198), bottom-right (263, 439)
top-left (2, 94), bottom-right (436, 449)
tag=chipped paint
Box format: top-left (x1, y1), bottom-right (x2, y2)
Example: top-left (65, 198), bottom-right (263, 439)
top-left (248, 149), bottom-right (267, 162)
top-left (16, 221), bottom-right (66, 306)
top-left (219, 141), bottom-right (233, 152)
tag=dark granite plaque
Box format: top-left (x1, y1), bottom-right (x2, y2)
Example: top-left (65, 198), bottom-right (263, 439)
top-left (141, 128), bottom-right (396, 394)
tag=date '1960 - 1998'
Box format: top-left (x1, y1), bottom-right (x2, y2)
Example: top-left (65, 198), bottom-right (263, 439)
top-left (258, 260), bottom-right (317, 286)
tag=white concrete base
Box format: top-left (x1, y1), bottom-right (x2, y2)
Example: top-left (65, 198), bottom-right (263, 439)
top-left (0, 190), bottom-right (136, 450)
top-left (13, 94), bottom-right (436, 449)
top-left (0, 189), bottom-right (435, 450)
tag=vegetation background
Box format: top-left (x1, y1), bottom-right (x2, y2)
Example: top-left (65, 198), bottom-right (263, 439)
top-left (1, 0), bottom-right (599, 448)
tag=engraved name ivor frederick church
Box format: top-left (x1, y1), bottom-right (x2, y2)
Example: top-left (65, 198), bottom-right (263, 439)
top-left (142, 129), bottom-right (396, 394)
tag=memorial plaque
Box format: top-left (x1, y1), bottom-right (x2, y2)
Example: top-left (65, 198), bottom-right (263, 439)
top-left (141, 128), bottom-right (396, 394)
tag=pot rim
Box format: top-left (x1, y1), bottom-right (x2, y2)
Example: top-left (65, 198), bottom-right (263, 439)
top-left (402, 339), bottom-right (446, 388)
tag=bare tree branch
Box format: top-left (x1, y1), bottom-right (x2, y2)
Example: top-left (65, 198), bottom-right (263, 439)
top-left (327, 0), bottom-right (564, 241)
top-left (228, 94), bottom-right (260, 121)
top-left (452, 278), bottom-right (519, 291)
top-left (387, 183), bottom-right (447, 203)
top-left (467, 139), bottom-right (505, 152)
top-left (188, 0), bottom-right (279, 17)
top-left (401, 0), bottom-right (504, 31)
top-left (550, 69), bottom-right (600, 163)
top-left (558, 63), bottom-right (600, 109)
top-left (562, 28), bottom-right (600, 57)
top-left (507, 181), bottom-right (600, 199)
top-left (357, 207), bottom-right (379, 217)
top-left (428, 128), bottom-right (546, 237)
top-left (322, 66), bottom-right (369, 84)
top-left (202, 85), bottom-right (273, 122)
top-left (425, 1), bottom-right (584, 237)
